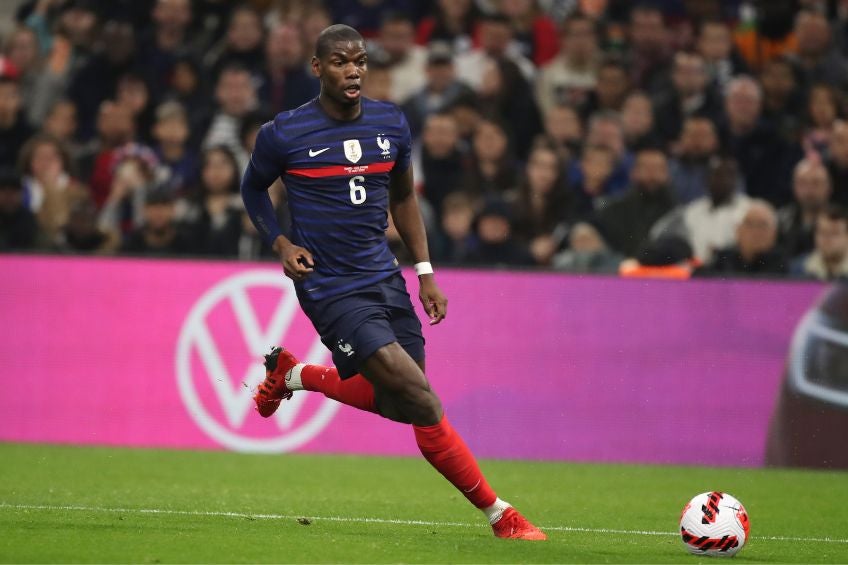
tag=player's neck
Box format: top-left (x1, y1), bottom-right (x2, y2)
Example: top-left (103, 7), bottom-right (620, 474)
top-left (318, 94), bottom-right (362, 122)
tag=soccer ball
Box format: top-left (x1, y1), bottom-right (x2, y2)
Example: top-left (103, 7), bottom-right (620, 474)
top-left (679, 492), bottom-right (750, 557)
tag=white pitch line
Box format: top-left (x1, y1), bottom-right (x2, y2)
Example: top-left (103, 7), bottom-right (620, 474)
top-left (2, 503), bottom-right (847, 545)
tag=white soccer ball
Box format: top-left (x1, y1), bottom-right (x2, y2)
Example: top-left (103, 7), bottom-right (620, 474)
top-left (679, 491), bottom-right (750, 557)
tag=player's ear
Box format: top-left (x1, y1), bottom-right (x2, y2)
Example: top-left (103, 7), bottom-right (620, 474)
top-left (310, 56), bottom-right (321, 78)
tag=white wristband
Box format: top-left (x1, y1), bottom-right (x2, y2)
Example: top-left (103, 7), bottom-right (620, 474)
top-left (414, 261), bottom-right (434, 276)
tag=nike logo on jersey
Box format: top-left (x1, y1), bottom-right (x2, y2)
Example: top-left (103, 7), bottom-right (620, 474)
top-left (308, 147), bottom-right (330, 157)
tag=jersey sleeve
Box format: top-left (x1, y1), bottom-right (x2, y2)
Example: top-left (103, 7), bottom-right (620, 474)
top-left (241, 120), bottom-right (286, 245)
top-left (394, 108), bottom-right (413, 173)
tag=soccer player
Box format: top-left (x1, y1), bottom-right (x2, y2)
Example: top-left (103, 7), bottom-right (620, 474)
top-left (241, 24), bottom-right (546, 541)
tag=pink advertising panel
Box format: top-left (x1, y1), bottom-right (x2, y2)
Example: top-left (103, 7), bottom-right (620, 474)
top-left (0, 256), bottom-right (825, 466)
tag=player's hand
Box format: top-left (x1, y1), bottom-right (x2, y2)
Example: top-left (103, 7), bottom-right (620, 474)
top-left (418, 275), bottom-right (447, 325)
top-left (273, 237), bottom-right (314, 281)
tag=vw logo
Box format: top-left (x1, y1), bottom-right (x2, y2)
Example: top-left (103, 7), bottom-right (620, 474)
top-left (176, 270), bottom-right (339, 452)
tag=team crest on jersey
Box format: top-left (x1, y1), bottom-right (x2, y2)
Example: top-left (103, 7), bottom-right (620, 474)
top-left (343, 139), bottom-right (362, 163)
top-left (377, 135), bottom-right (391, 157)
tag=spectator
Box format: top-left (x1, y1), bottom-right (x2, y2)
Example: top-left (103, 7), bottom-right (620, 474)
top-left (18, 133), bottom-right (89, 242)
top-left (454, 13), bottom-right (535, 90)
top-left (576, 111), bottom-right (632, 195)
top-left (0, 74), bottom-right (34, 170)
top-left (375, 13), bottom-right (428, 104)
top-left (700, 200), bottom-right (788, 276)
top-left (120, 188), bottom-right (194, 256)
top-left (789, 10), bottom-right (848, 90)
top-left (20, 0), bottom-right (98, 124)
top-left (536, 12), bottom-right (600, 115)
top-left (579, 57), bottom-right (631, 121)
top-left (626, 3), bottom-right (673, 94)
top-left (779, 157), bottom-right (832, 259)
top-left (67, 19), bottom-right (137, 140)
top-left (98, 146), bottom-right (160, 236)
top-left (669, 115), bottom-right (721, 203)
top-left (513, 139), bottom-right (574, 265)
top-left (653, 156), bottom-right (752, 263)
top-left (238, 111), bottom-right (270, 159)
top-left (733, 0), bottom-right (799, 72)
top-left (432, 191), bottom-right (478, 264)
top-left (791, 205), bottom-right (848, 280)
top-left (206, 4), bottom-right (266, 79)
top-left (151, 100), bottom-right (197, 198)
top-left (571, 144), bottom-right (616, 216)
top-left (184, 146), bottom-right (243, 257)
top-left (136, 0), bottom-right (195, 99)
top-left (417, 112), bottom-right (468, 217)
top-left (476, 56), bottom-right (543, 160)
top-left (4, 26), bottom-right (42, 121)
top-left (165, 55), bottom-right (212, 149)
top-left (462, 118), bottom-right (518, 196)
top-left (696, 19), bottom-right (748, 91)
top-left (593, 147), bottom-right (676, 257)
top-left (653, 51), bottom-right (724, 146)
top-left (551, 221), bottom-right (623, 273)
top-left (401, 42), bottom-right (474, 138)
top-left (203, 63), bottom-right (260, 169)
top-left (827, 120), bottom-right (848, 206)
top-left (301, 5), bottom-right (333, 57)
top-left (79, 100), bottom-right (136, 206)
top-left (759, 57), bottom-right (803, 143)
top-left (802, 83), bottom-right (844, 157)
top-left (115, 72), bottom-right (154, 142)
top-left (52, 196), bottom-right (119, 254)
top-left (259, 22), bottom-right (319, 114)
top-left (324, 0), bottom-right (421, 38)
top-left (721, 76), bottom-right (801, 206)
top-left (447, 92), bottom-right (483, 145)
top-left (0, 169), bottom-right (38, 251)
top-left (542, 103), bottom-right (583, 161)
top-left (499, 0), bottom-right (559, 66)
top-left (621, 91), bottom-right (661, 151)
top-left (415, 0), bottom-right (479, 53)
top-left (42, 99), bottom-right (79, 149)
top-left (464, 196), bottom-right (535, 266)
top-left (620, 235), bottom-right (697, 280)
top-left (361, 56), bottom-right (393, 101)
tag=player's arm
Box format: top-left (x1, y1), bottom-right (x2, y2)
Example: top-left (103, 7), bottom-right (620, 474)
top-left (241, 122), bottom-right (313, 281)
top-left (388, 165), bottom-right (447, 325)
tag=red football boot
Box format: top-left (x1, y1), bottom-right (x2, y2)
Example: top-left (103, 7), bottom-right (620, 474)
top-left (254, 346), bottom-right (298, 418)
top-left (491, 507), bottom-right (547, 541)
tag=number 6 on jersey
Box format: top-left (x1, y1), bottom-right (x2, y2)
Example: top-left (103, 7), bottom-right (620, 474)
top-left (349, 175), bottom-right (366, 204)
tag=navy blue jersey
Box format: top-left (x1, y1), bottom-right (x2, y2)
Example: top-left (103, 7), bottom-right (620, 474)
top-left (242, 97), bottom-right (412, 301)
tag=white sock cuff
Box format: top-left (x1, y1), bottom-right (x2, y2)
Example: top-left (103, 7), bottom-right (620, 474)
top-left (483, 497), bottom-right (512, 525)
top-left (285, 363), bottom-right (305, 391)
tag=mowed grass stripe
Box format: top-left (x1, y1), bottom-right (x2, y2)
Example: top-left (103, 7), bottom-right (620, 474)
top-left (3, 502), bottom-right (848, 545)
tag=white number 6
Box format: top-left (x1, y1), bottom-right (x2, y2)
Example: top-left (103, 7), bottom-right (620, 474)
top-left (349, 175), bottom-right (366, 204)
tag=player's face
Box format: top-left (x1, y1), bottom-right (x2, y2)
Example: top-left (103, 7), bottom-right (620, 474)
top-left (314, 41), bottom-right (368, 107)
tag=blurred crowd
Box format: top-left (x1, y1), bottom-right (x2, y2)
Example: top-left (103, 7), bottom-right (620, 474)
top-left (2, 0), bottom-right (848, 281)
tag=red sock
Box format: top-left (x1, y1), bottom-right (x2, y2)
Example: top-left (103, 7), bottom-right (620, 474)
top-left (300, 365), bottom-right (377, 413)
top-left (414, 414), bottom-right (498, 508)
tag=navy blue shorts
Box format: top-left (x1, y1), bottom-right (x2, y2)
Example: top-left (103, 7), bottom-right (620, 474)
top-left (297, 273), bottom-right (425, 379)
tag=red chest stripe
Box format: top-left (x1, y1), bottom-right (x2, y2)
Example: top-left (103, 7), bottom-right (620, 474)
top-left (287, 161), bottom-right (395, 178)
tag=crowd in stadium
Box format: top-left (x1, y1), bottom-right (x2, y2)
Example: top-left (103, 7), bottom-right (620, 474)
top-left (1, 0), bottom-right (848, 280)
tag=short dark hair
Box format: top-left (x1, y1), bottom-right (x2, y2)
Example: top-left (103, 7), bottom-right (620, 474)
top-left (315, 24), bottom-right (364, 59)
top-left (562, 11), bottom-right (599, 36)
top-left (479, 12), bottom-right (512, 27)
top-left (820, 204), bottom-right (848, 225)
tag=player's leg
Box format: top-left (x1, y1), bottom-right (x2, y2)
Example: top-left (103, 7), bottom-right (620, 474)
top-left (256, 347), bottom-right (413, 422)
top-left (359, 344), bottom-right (546, 540)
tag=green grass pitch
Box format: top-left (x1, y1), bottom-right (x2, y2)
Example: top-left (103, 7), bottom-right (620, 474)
top-left (1, 443), bottom-right (847, 563)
